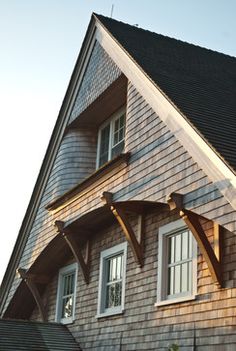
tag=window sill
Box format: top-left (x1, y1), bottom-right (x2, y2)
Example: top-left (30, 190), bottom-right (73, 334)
top-left (155, 295), bottom-right (196, 307)
top-left (96, 308), bottom-right (125, 319)
top-left (46, 152), bottom-right (130, 211)
top-left (58, 317), bottom-right (75, 325)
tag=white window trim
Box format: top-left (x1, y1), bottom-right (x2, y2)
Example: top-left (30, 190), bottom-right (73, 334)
top-left (156, 219), bottom-right (197, 307)
top-left (55, 262), bottom-right (78, 324)
top-left (96, 242), bottom-right (127, 318)
top-left (96, 107), bottom-right (126, 169)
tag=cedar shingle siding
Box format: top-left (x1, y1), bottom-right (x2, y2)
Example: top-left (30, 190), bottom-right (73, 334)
top-left (1, 13), bottom-right (236, 351)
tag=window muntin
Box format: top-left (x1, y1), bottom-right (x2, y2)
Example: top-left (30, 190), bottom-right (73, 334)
top-left (157, 219), bottom-right (197, 305)
top-left (97, 242), bottom-right (127, 318)
top-left (55, 263), bottom-right (77, 324)
top-left (97, 108), bottom-right (126, 168)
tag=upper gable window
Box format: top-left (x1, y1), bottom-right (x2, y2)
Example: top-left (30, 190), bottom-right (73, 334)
top-left (156, 219), bottom-right (197, 306)
top-left (96, 107), bottom-right (126, 168)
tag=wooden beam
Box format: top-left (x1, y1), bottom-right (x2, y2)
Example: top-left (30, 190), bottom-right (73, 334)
top-left (54, 220), bottom-right (90, 284)
top-left (101, 192), bottom-right (144, 267)
top-left (180, 210), bottom-right (222, 287)
top-left (17, 268), bottom-right (47, 322)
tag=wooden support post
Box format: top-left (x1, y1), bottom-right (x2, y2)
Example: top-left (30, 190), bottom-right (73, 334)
top-left (17, 268), bottom-right (47, 322)
top-left (180, 210), bottom-right (222, 287)
top-left (101, 192), bottom-right (144, 267)
top-left (54, 220), bottom-right (90, 284)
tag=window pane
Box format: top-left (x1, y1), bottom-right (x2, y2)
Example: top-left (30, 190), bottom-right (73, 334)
top-left (182, 231), bottom-right (189, 260)
top-left (112, 114), bottom-right (125, 147)
top-left (63, 273), bottom-right (74, 296)
top-left (175, 234), bottom-right (181, 262)
top-left (116, 255), bottom-right (123, 280)
top-left (188, 261), bottom-right (192, 291)
top-left (168, 266), bottom-right (174, 295)
top-left (111, 140), bottom-right (124, 158)
top-left (99, 124), bottom-right (110, 167)
top-left (168, 235), bottom-right (175, 264)
top-left (181, 262), bottom-right (188, 292)
top-left (188, 231), bottom-right (192, 258)
top-left (174, 265), bottom-right (181, 294)
top-left (107, 255), bottom-right (123, 282)
top-left (106, 282), bottom-right (122, 309)
top-left (61, 296), bottom-right (73, 318)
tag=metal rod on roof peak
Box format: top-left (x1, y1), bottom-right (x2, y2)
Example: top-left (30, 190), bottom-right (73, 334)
top-left (110, 4), bottom-right (114, 18)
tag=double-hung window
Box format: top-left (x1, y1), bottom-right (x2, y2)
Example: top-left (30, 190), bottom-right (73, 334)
top-left (156, 219), bottom-right (197, 306)
top-left (97, 242), bottom-right (127, 317)
top-left (97, 107), bottom-right (126, 168)
top-left (55, 263), bottom-right (78, 324)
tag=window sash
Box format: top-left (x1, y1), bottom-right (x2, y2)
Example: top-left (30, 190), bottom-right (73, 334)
top-left (55, 263), bottom-right (77, 324)
top-left (104, 254), bottom-right (123, 310)
top-left (157, 219), bottom-right (197, 304)
top-left (97, 242), bottom-right (127, 317)
top-left (97, 108), bottom-right (126, 168)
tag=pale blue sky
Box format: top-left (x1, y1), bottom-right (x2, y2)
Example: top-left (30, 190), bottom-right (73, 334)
top-left (0, 1), bottom-right (236, 283)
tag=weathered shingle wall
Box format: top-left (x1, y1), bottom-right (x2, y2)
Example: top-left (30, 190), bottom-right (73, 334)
top-left (45, 129), bottom-right (97, 202)
top-left (31, 211), bottom-right (236, 350)
top-left (3, 50), bottom-right (236, 350)
top-left (4, 79), bottom-right (236, 315)
top-left (69, 40), bottom-right (121, 123)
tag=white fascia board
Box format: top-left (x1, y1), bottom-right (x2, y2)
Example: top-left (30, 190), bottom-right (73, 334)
top-left (95, 21), bottom-right (236, 211)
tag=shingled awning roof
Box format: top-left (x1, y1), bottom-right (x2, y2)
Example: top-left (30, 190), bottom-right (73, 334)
top-left (0, 319), bottom-right (81, 351)
top-left (96, 14), bottom-right (236, 173)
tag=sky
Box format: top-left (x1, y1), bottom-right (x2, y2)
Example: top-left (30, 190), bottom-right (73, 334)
top-left (0, 0), bottom-right (236, 285)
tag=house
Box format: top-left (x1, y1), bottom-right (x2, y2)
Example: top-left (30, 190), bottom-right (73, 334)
top-left (1, 13), bottom-right (236, 350)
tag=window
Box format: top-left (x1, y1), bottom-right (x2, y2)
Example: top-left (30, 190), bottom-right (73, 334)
top-left (55, 263), bottom-right (78, 324)
top-left (97, 242), bottom-right (127, 318)
top-left (97, 107), bottom-right (126, 168)
top-left (156, 219), bottom-right (197, 306)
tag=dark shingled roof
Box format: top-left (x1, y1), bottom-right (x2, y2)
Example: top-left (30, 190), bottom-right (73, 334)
top-left (95, 14), bottom-right (236, 173)
top-left (0, 319), bottom-right (81, 350)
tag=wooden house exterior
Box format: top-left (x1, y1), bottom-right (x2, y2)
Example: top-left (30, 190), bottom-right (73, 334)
top-left (1, 14), bottom-right (236, 350)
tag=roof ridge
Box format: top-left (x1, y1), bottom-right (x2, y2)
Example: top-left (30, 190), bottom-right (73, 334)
top-left (94, 13), bottom-right (236, 61)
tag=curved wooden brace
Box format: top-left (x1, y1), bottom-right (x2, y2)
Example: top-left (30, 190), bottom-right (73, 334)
top-left (102, 192), bottom-right (144, 267)
top-left (17, 268), bottom-right (47, 322)
top-left (167, 192), bottom-right (222, 287)
top-left (55, 220), bottom-right (90, 284)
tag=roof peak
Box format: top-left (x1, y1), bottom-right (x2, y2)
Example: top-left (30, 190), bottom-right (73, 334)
top-left (94, 12), bottom-right (236, 61)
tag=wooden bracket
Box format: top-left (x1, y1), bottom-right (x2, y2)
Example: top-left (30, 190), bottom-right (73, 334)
top-left (213, 223), bottom-right (223, 262)
top-left (102, 192), bottom-right (144, 267)
top-left (167, 192), bottom-right (223, 287)
top-left (17, 268), bottom-right (47, 322)
top-left (180, 210), bottom-right (222, 287)
top-left (55, 220), bottom-right (90, 284)
top-left (167, 192), bottom-right (184, 211)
